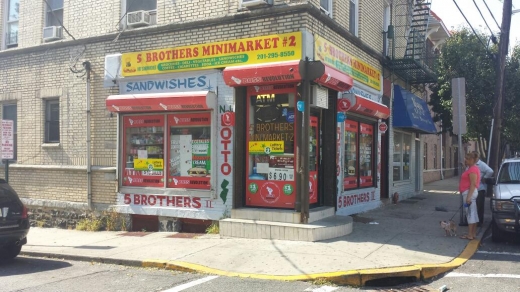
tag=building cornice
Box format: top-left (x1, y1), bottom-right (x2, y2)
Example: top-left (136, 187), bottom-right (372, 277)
top-left (0, 3), bottom-right (383, 64)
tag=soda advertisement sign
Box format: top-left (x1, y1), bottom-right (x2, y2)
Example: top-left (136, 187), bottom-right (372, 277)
top-left (122, 32), bottom-right (302, 77)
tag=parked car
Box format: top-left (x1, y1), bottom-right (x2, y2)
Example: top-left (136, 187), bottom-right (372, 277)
top-left (0, 179), bottom-right (29, 259)
top-left (490, 158), bottom-right (520, 242)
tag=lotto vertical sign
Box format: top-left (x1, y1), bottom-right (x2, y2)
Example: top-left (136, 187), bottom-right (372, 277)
top-left (1, 120), bottom-right (13, 160)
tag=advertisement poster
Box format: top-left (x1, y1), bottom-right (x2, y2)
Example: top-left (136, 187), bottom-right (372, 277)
top-left (168, 112), bottom-right (212, 190)
top-left (122, 32), bottom-right (302, 77)
top-left (123, 115), bottom-right (165, 187)
top-left (248, 141), bottom-right (284, 155)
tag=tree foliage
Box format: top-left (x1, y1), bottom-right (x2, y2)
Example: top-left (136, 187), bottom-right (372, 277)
top-left (429, 28), bottom-right (520, 158)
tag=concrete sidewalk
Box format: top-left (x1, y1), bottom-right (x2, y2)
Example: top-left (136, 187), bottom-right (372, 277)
top-left (20, 176), bottom-right (488, 286)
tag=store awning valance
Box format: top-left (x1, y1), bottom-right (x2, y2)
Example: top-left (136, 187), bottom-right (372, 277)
top-left (392, 85), bottom-right (437, 134)
top-left (222, 60), bottom-right (354, 92)
top-left (105, 91), bottom-right (217, 113)
top-left (344, 94), bottom-right (390, 119)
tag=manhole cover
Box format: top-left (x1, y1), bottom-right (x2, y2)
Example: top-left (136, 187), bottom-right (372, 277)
top-left (166, 233), bottom-right (204, 239)
top-left (372, 284), bottom-right (436, 292)
top-left (118, 232), bottom-right (151, 237)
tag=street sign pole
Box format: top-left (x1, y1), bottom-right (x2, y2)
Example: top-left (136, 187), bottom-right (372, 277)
top-left (4, 159), bottom-right (8, 183)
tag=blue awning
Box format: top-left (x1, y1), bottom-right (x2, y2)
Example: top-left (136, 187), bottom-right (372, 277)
top-left (392, 85), bottom-right (437, 134)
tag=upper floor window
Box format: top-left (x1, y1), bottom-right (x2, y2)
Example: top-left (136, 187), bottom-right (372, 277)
top-left (5, 0), bottom-right (19, 48)
top-left (45, 0), bottom-right (64, 27)
top-left (124, 0), bottom-right (157, 27)
top-left (349, 0), bottom-right (358, 36)
top-left (320, 0), bottom-right (332, 16)
top-left (45, 99), bottom-right (60, 143)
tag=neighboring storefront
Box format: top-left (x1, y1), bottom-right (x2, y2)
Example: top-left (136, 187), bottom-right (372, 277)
top-left (106, 69), bottom-right (234, 224)
top-left (314, 36), bottom-right (389, 216)
top-left (391, 84), bottom-right (437, 197)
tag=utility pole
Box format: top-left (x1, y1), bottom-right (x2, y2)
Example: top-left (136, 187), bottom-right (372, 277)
top-left (489, 0), bottom-right (512, 172)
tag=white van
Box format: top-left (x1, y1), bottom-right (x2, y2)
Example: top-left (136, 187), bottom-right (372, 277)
top-left (490, 158), bottom-right (520, 242)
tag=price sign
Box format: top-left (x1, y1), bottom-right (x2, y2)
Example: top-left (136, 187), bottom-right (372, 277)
top-left (268, 168), bottom-right (294, 181)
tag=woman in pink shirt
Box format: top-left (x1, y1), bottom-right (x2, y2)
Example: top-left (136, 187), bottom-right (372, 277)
top-left (459, 152), bottom-right (481, 240)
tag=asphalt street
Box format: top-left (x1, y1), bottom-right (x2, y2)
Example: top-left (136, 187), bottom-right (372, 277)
top-left (2, 226), bottom-right (519, 292)
top-left (0, 256), bottom-right (360, 292)
top-left (428, 226), bottom-right (520, 292)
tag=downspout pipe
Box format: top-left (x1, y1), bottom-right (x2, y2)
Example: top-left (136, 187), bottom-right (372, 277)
top-left (84, 61), bottom-right (92, 210)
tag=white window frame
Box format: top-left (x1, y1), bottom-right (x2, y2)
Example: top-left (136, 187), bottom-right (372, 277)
top-left (349, 0), bottom-right (359, 36)
top-left (383, 1), bottom-right (391, 55)
top-left (121, 0), bottom-right (157, 28)
top-left (44, 0), bottom-right (64, 27)
top-left (3, 0), bottom-right (19, 49)
top-left (393, 131), bottom-right (412, 181)
top-left (319, 0), bottom-right (333, 17)
top-left (45, 99), bottom-right (60, 143)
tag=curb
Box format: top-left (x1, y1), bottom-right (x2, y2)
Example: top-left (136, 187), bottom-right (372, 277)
top-left (142, 236), bottom-right (483, 286)
top-left (20, 230), bottom-right (484, 287)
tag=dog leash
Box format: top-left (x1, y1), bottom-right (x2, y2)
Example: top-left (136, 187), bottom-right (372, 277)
top-left (450, 204), bottom-right (463, 221)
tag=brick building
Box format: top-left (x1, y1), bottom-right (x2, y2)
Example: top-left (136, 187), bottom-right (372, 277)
top-left (0, 0), bottom-right (449, 238)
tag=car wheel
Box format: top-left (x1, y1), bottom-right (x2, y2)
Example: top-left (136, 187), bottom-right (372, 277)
top-left (0, 244), bottom-right (22, 260)
top-left (491, 219), bottom-right (504, 243)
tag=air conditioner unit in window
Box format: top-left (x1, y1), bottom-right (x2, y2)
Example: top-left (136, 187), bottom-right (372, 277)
top-left (241, 0), bottom-right (272, 8)
top-left (127, 10), bottom-right (151, 28)
top-left (43, 26), bottom-right (63, 42)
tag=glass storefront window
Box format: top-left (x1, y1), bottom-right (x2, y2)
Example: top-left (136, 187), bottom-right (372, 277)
top-left (123, 115), bottom-right (165, 187)
top-left (343, 120), bottom-right (375, 190)
top-left (393, 131), bottom-right (411, 181)
top-left (359, 123), bottom-right (373, 187)
top-left (344, 120), bottom-right (358, 190)
top-left (121, 112), bottom-right (213, 190)
top-left (246, 91), bottom-right (297, 207)
top-left (167, 112), bottom-right (211, 189)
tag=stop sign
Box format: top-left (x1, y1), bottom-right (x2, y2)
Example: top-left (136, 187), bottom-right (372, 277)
top-left (379, 122), bottom-right (388, 132)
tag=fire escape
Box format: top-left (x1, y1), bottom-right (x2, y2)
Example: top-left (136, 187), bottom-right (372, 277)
top-left (386, 0), bottom-right (436, 84)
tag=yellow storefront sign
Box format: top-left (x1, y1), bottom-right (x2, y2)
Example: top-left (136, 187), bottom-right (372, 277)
top-left (122, 32), bottom-right (302, 77)
top-left (134, 159), bottom-right (164, 171)
top-left (249, 141), bottom-right (284, 155)
top-left (314, 35), bottom-right (381, 91)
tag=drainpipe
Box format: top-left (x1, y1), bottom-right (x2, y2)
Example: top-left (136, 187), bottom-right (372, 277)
top-left (84, 61), bottom-right (92, 210)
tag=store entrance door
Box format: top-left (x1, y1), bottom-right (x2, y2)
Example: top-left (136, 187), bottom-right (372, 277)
top-left (309, 116), bottom-right (319, 205)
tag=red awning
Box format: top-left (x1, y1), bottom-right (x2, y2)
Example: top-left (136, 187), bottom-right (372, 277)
top-left (343, 94), bottom-right (390, 119)
top-left (223, 60), bottom-right (302, 86)
top-left (314, 65), bottom-right (354, 92)
top-left (222, 60), bottom-right (353, 91)
top-left (106, 91), bottom-right (216, 113)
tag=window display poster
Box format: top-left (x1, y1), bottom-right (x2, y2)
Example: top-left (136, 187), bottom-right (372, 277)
top-left (168, 112), bottom-right (212, 190)
top-left (344, 120), bottom-right (358, 190)
top-left (359, 123), bottom-right (373, 187)
top-left (123, 115), bottom-right (165, 188)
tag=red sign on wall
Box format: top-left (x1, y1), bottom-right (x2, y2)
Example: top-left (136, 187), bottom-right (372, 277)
top-left (337, 99), bottom-right (351, 112)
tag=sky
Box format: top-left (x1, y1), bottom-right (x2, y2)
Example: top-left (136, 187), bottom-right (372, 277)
top-left (431, 0), bottom-right (520, 49)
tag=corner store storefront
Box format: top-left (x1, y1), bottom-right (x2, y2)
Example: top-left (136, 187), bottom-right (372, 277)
top-left (105, 31), bottom-right (389, 226)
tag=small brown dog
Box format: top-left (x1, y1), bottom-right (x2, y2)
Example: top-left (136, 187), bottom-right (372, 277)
top-left (440, 220), bottom-right (457, 236)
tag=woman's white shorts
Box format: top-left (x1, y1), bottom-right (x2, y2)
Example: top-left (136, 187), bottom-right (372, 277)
top-left (462, 190), bottom-right (479, 224)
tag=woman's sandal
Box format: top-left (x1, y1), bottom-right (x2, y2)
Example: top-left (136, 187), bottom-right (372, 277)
top-left (460, 235), bottom-right (474, 240)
